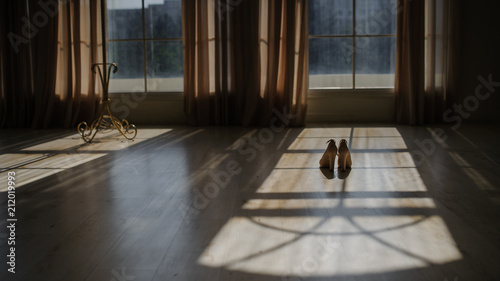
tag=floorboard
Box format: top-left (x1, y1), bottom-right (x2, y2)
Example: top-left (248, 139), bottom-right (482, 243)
top-left (0, 124), bottom-right (499, 281)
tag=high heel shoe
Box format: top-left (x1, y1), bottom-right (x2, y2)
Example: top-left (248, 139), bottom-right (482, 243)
top-left (319, 139), bottom-right (337, 171)
top-left (338, 139), bottom-right (352, 172)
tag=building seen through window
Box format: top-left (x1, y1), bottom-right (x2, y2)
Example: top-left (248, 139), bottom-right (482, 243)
top-left (107, 0), bottom-right (183, 93)
top-left (106, 0), bottom-right (397, 92)
top-left (309, 0), bottom-right (397, 89)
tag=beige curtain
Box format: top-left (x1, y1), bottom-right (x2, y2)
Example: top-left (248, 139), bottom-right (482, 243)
top-left (55, 0), bottom-right (102, 128)
top-left (182, 0), bottom-right (308, 126)
top-left (395, 0), bottom-right (460, 125)
top-left (423, 0), bottom-right (461, 121)
top-left (0, 0), bottom-right (101, 128)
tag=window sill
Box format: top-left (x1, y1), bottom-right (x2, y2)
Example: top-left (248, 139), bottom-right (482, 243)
top-left (109, 91), bottom-right (183, 101)
top-left (107, 89), bottom-right (395, 124)
top-left (307, 88), bottom-right (395, 123)
top-left (308, 88), bottom-right (394, 98)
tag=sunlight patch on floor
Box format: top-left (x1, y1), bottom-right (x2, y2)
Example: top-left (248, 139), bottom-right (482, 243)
top-left (197, 127), bottom-right (463, 277)
top-left (297, 128), bottom-right (352, 138)
top-left (198, 215), bottom-right (462, 276)
top-left (0, 129), bottom-right (171, 191)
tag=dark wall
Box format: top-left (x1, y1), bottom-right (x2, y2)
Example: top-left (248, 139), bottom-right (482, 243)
top-left (457, 0), bottom-right (500, 122)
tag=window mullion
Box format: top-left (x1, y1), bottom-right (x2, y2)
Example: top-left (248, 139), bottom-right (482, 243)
top-left (352, 0), bottom-right (356, 89)
top-left (142, 0), bottom-right (148, 93)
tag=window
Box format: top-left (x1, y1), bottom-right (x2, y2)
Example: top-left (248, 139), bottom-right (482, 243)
top-left (308, 0), bottom-right (397, 89)
top-left (107, 0), bottom-right (183, 93)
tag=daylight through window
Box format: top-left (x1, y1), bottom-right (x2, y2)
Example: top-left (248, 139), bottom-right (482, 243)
top-left (107, 0), bottom-right (183, 93)
top-left (309, 0), bottom-right (397, 89)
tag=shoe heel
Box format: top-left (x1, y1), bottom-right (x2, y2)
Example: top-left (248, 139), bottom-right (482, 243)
top-left (319, 139), bottom-right (337, 171)
top-left (339, 154), bottom-right (347, 172)
top-left (338, 139), bottom-right (351, 172)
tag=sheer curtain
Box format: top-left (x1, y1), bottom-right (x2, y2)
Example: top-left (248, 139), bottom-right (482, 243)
top-left (55, 0), bottom-right (102, 128)
top-left (182, 0), bottom-right (308, 126)
top-left (0, 0), bottom-right (102, 128)
top-left (395, 0), bottom-right (460, 125)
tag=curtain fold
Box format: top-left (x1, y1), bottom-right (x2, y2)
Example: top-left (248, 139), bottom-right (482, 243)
top-left (55, 0), bottom-right (102, 128)
top-left (0, 1), bottom-right (35, 128)
top-left (0, 0), bottom-right (101, 128)
top-left (31, 0), bottom-right (61, 128)
top-left (395, 0), bottom-right (460, 125)
top-left (182, 0), bottom-right (308, 126)
top-left (394, 0), bottom-right (425, 125)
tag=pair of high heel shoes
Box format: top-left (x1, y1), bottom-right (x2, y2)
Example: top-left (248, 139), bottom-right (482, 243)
top-left (319, 139), bottom-right (352, 172)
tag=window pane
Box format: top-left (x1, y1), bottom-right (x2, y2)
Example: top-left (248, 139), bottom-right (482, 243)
top-left (309, 38), bottom-right (353, 88)
top-left (355, 37), bottom-right (396, 88)
top-left (145, 0), bottom-right (182, 39)
top-left (107, 0), bottom-right (143, 39)
top-left (108, 41), bottom-right (145, 92)
top-left (355, 0), bottom-right (397, 35)
top-left (309, 0), bottom-right (353, 35)
top-left (147, 41), bottom-right (184, 92)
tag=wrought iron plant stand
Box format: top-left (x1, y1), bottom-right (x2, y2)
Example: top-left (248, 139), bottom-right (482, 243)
top-left (77, 63), bottom-right (137, 143)
top-left (77, 0), bottom-right (137, 143)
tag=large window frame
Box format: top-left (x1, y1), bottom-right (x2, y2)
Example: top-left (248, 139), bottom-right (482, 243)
top-left (107, 0), bottom-right (183, 94)
top-left (308, 0), bottom-right (397, 90)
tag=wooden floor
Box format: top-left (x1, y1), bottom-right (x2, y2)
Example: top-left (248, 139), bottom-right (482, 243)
top-left (0, 124), bottom-right (499, 281)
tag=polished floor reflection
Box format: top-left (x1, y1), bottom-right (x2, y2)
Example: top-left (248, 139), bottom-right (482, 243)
top-left (0, 124), bottom-right (499, 281)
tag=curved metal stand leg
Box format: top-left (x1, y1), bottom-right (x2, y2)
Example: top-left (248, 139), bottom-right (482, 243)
top-left (105, 102), bottom-right (138, 140)
top-left (77, 63), bottom-right (138, 143)
top-left (78, 109), bottom-right (105, 143)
